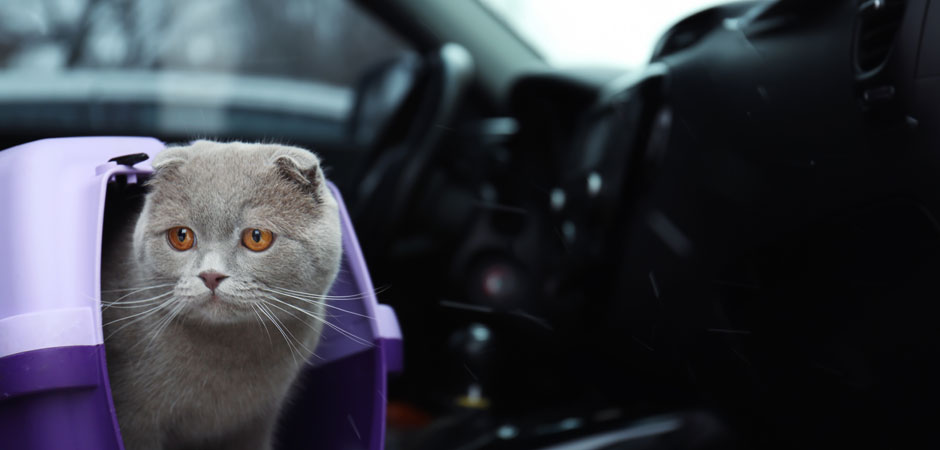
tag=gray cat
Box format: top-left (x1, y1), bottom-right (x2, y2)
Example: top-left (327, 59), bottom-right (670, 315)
top-left (101, 141), bottom-right (342, 450)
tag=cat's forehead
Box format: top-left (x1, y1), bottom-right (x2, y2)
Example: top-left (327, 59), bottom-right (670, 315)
top-left (146, 142), bottom-right (320, 230)
top-left (155, 141), bottom-right (315, 172)
top-left (181, 143), bottom-right (275, 173)
top-left (165, 148), bottom-right (278, 196)
top-left (156, 141), bottom-right (312, 187)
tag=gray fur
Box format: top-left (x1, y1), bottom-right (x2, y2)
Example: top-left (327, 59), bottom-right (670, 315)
top-left (101, 141), bottom-right (342, 450)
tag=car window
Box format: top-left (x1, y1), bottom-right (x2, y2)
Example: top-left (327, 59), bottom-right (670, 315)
top-left (0, 0), bottom-right (414, 140)
top-left (480, 0), bottom-right (771, 70)
top-left (1, 0), bottom-right (410, 85)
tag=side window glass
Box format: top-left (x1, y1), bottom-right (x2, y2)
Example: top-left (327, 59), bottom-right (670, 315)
top-left (0, 0), bottom-right (415, 135)
top-left (1, 0), bottom-right (411, 86)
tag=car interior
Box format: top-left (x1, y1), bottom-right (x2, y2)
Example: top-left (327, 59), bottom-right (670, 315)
top-left (2, 0), bottom-right (939, 448)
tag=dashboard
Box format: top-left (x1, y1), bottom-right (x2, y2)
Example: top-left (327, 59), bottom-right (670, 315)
top-left (381, 0), bottom-right (940, 448)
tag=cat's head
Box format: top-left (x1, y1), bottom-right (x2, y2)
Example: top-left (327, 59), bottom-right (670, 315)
top-left (132, 141), bottom-right (342, 324)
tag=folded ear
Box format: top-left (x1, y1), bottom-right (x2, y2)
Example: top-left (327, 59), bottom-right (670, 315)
top-left (270, 148), bottom-right (323, 197)
top-left (151, 147), bottom-right (189, 172)
top-left (149, 146), bottom-right (191, 182)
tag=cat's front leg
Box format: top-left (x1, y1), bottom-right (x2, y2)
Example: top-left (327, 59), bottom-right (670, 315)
top-left (113, 400), bottom-right (165, 450)
top-left (119, 428), bottom-right (164, 450)
top-left (215, 415), bottom-right (277, 450)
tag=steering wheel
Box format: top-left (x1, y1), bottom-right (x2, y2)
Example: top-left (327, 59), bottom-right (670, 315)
top-left (349, 43), bottom-right (474, 250)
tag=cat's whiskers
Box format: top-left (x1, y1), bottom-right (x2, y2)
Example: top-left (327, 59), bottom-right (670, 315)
top-left (260, 288), bottom-right (375, 320)
top-left (101, 298), bottom-right (171, 309)
top-left (265, 284), bottom-right (390, 301)
top-left (264, 290), bottom-right (369, 301)
top-left (144, 299), bottom-right (187, 351)
top-left (101, 281), bottom-right (176, 294)
top-left (104, 292), bottom-right (177, 340)
top-left (255, 302), bottom-right (304, 366)
top-left (249, 303), bottom-right (274, 345)
top-left (101, 283), bottom-right (177, 311)
top-left (101, 304), bottom-right (161, 310)
top-left (102, 291), bottom-right (174, 325)
top-left (262, 294), bottom-right (373, 348)
top-left (256, 300), bottom-right (322, 366)
top-left (264, 302), bottom-right (317, 353)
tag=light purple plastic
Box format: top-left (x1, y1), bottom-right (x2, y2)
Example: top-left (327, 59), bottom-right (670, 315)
top-left (0, 137), bottom-right (402, 450)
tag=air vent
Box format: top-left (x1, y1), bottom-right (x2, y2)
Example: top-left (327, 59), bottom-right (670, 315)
top-left (854, 0), bottom-right (906, 75)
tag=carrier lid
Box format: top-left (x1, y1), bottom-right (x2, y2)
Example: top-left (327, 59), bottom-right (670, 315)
top-left (0, 137), bottom-right (163, 358)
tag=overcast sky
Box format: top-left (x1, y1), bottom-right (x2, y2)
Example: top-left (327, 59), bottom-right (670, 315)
top-left (481, 0), bottom-right (748, 69)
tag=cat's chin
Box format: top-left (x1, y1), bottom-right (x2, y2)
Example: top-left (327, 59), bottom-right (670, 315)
top-left (184, 295), bottom-right (257, 324)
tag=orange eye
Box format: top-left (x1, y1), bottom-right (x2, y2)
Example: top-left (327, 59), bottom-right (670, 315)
top-left (242, 228), bottom-right (274, 252)
top-left (167, 226), bottom-right (195, 251)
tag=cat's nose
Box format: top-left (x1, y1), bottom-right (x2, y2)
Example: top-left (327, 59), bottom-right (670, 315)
top-left (198, 271), bottom-right (229, 291)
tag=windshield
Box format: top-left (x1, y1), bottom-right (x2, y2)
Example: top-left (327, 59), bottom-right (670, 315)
top-left (480, 0), bottom-right (763, 70)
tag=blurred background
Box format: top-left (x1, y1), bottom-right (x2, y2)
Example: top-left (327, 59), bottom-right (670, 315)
top-left (4, 0), bottom-right (940, 449)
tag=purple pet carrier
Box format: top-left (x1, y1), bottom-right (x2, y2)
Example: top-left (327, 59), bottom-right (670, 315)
top-left (0, 137), bottom-right (403, 450)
